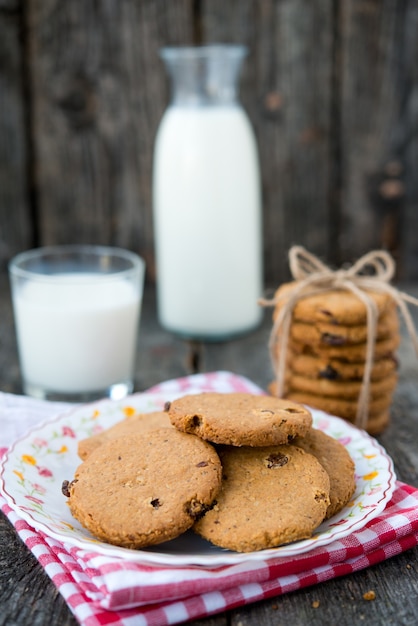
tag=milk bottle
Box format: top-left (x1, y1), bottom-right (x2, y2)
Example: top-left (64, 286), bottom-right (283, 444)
top-left (153, 45), bottom-right (263, 340)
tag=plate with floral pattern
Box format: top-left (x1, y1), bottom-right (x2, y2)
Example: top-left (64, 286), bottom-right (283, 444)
top-left (0, 391), bottom-right (396, 566)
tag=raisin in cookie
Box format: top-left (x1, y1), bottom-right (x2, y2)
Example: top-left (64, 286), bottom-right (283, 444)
top-left (166, 392), bottom-right (312, 446)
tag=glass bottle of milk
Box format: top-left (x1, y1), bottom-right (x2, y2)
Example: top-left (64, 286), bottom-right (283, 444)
top-left (153, 45), bottom-right (263, 340)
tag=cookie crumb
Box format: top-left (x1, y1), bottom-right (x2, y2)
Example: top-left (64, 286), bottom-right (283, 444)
top-left (362, 590), bottom-right (376, 601)
top-left (312, 600), bottom-right (320, 608)
top-left (406, 564), bottom-right (411, 569)
top-left (271, 603), bottom-right (278, 610)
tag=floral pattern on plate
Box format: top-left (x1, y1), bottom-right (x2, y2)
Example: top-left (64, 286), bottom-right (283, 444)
top-left (0, 392), bottom-right (396, 566)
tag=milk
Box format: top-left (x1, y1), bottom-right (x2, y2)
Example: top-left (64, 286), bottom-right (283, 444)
top-left (153, 105), bottom-right (263, 338)
top-left (12, 274), bottom-right (141, 394)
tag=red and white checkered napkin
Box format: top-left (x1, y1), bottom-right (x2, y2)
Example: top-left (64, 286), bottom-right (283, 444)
top-left (1, 372), bottom-right (418, 626)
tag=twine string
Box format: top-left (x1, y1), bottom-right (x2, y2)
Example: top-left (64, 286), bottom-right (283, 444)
top-left (260, 246), bottom-right (418, 429)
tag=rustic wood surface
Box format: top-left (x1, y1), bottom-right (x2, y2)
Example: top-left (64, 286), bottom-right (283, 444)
top-left (1, 0), bottom-right (418, 283)
top-left (1, 272), bottom-right (418, 626)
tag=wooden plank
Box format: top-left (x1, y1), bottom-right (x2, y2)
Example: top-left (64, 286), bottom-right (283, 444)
top-left (398, 1), bottom-right (418, 280)
top-left (200, 0), bottom-right (335, 286)
top-left (26, 0), bottom-right (194, 280)
top-left (339, 0), bottom-right (413, 276)
top-left (0, 0), bottom-right (32, 268)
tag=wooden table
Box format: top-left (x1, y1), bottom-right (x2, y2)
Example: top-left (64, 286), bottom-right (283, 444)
top-left (1, 272), bottom-right (418, 626)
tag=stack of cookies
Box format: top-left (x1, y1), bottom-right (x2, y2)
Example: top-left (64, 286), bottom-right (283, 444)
top-left (64, 392), bottom-right (355, 553)
top-left (269, 282), bottom-right (399, 434)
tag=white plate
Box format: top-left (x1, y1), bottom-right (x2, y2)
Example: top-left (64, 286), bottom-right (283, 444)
top-left (0, 391), bottom-right (396, 566)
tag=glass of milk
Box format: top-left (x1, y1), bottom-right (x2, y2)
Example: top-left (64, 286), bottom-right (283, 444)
top-left (8, 245), bottom-right (145, 402)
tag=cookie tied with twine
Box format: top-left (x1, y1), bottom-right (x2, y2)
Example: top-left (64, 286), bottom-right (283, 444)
top-left (260, 246), bottom-right (418, 430)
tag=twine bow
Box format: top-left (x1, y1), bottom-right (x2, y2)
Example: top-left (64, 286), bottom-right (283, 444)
top-left (260, 246), bottom-right (418, 429)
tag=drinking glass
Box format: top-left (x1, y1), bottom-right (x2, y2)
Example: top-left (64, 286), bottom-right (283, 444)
top-left (8, 245), bottom-right (145, 402)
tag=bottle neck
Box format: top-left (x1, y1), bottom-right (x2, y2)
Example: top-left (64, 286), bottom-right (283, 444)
top-left (160, 45), bottom-right (247, 107)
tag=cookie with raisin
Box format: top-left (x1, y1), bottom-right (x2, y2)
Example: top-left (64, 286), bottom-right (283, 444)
top-left (284, 371), bottom-right (398, 400)
top-left (291, 428), bottom-right (356, 518)
top-left (288, 352), bottom-right (398, 381)
top-left (287, 334), bottom-right (400, 363)
top-left (273, 281), bottom-right (395, 326)
top-left (64, 428), bottom-right (222, 549)
top-left (165, 392), bottom-right (312, 446)
top-left (288, 308), bottom-right (398, 347)
top-left (272, 386), bottom-right (392, 429)
top-left (193, 444), bottom-right (330, 552)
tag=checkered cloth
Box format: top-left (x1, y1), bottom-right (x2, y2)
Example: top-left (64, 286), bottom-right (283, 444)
top-left (1, 372), bottom-right (418, 626)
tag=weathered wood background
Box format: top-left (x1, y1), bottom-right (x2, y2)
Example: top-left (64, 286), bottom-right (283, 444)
top-left (1, 0), bottom-right (417, 286)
